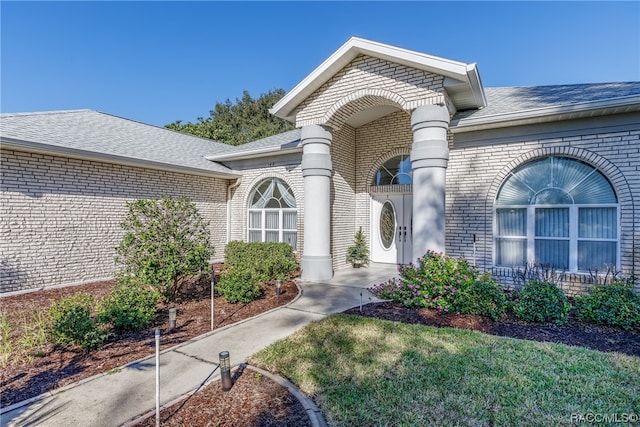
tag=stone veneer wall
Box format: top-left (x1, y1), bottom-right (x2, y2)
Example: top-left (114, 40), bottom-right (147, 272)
top-left (447, 126), bottom-right (640, 295)
top-left (1, 149), bottom-right (228, 294)
top-left (228, 165), bottom-right (305, 256)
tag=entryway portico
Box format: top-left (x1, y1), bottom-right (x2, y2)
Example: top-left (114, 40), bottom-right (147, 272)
top-left (270, 37), bottom-right (486, 281)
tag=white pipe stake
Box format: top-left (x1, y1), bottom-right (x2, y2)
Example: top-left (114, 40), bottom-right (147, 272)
top-left (155, 328), bottom-right (160, 427)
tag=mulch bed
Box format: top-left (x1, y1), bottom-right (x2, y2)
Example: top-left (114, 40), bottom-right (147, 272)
top-left (3, 277), bottom-right (639, 426)
top-left (344, 301), bottom-right (640, 357)
top-left (132, 365), bottom-right (310, 427)
top-left (0, 268), bottom-right (299, 408)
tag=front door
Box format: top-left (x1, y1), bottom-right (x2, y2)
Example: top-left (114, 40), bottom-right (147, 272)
top-left (371, 195), bottom-right (412, 264)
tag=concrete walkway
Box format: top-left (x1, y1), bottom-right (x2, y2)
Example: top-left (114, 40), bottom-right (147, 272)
top-left (1, 264), bottom-right (396, 427)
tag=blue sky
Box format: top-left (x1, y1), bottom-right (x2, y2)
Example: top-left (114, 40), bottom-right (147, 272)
top-left (2, 1), bottom-right (639, 127)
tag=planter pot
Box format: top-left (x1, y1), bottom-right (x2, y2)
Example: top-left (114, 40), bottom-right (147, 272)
top-left (352, 261), bottom-right (363, 268)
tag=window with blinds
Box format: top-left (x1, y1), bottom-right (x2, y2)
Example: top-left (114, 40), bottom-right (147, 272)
top-left (495, 157), bottom-right (618, 272)
top-left (247, 178), bottom-right (297, 248)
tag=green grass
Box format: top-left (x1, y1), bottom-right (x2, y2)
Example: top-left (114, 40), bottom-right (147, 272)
top-left (250, 314), bottom-right (640, 426)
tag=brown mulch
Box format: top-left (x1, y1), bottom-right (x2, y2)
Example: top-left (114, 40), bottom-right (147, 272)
top-left (3, 276), bottom-right (639, 426)
top-left (0, 268), bottom-right (299, 408)
top-left (343, 301), bottom-right (640, 357)
top-left (133, 365), bottom-right (311, 427)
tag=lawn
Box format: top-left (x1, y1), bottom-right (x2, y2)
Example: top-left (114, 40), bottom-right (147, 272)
top-left (250, 314), bottom-right (640, 426)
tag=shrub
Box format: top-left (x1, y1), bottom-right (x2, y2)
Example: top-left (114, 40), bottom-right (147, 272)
top-left (49, 293), bottom-right (109, 349)
top-left (216, 269), bottom-right (262, 304)
top-left (346, 227), bottom-right (369, 266)
top-left (512, 280), bottom-right (571, 324)
top-left (116, 195), bottom-right (213, 302)
top-left (370, 251), bottom-right (504, 317)
top-left (457, 275), bottom-right (507, 320)
top-left (574, 279), bottom-right (640, 330)
top-left (98, 281), bottom-right (160, 332)
top-left (224, 241), bottom-right (298, 282)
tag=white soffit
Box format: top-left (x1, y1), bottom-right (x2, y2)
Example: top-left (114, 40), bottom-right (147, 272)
top-left (270, 37), bottom-right (486, 122)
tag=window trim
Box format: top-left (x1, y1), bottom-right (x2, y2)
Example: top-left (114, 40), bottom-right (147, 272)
top-left (494, 203), bottom-right (620, 272)
top-left (247, 178), bottom-right (297, 249)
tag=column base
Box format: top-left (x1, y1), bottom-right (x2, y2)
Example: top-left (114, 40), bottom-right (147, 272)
top-left (301, 255), bottom-right (334, 281)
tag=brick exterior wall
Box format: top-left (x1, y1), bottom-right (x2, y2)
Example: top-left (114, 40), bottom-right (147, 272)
top-left (354, 111), bottom-right (413, 255)
top-left (331, 125), bottom-right (356, 270)
top-left (1, 149), bottom-right (228, 294)
top-left (295, 55), bottom-right (445, 128)
top-left (447, 127), bottom-right (640, 294)
top-left (228, 164), bottom-right (305, 256)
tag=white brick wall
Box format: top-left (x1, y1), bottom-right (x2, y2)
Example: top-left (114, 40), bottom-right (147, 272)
top-left (228, 165), bottom-right (305, 256)
top-left (447, 127), bottom-right (640, 294)
top-left (1, 149), bottom-right (228, 293)
top-left (296, 55), bottom-right (445, 128)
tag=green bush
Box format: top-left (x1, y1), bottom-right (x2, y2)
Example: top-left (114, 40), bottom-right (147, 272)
top-left (116, 195), bottom-right (213, 302)
top-left (513, 280), bottom-right (571, 324)
top-left (98, 281), bottom-right (160, 332)
top-left (49, 293), bottom-right (109, 349)
top-left (370, 251), bottom-right (505, 318)
top-left (224, 241), bottom-right (298, 282)
top-left (457, 275), bottom-right (507, 320)
top-left (574, 280), bottom-right (640, 330)
top-left (216, 269), bottom-right (263, 304)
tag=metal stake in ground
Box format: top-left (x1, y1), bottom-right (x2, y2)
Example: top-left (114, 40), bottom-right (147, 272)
top-left (210, 261), bottom-right (215, 331)
top-left (155, 328), bottom-right (160, 427)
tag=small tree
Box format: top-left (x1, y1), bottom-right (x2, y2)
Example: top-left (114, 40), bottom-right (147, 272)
top-left (346, 227), bottom-right (369, 267)
top-left (116, 195), bottom-right (213, 301)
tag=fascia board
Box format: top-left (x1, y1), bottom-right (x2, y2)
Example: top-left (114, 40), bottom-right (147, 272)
top-left (450, 95), bottom-right (640, 133)
top-left (466, 63), bottom-right (488, 108)
top-left (1, 137), bottom-right (242, 179)
top-left (205, 146), bottom-right (303, 162)
top-left (270, 37), bottom-right (472, 121)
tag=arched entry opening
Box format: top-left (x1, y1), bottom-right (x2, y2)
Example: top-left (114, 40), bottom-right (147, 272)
top-left (369, 154), bottom-right (413, 264)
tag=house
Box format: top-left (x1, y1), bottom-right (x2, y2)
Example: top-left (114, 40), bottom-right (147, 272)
top-left (2, 37), bottom-right (639, 295)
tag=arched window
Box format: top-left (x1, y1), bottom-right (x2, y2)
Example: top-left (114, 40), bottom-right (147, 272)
top-left (248, 178), bottom-right (297, 248)
top-left (372, 155), bottom-right (412, 186)
top-left (495, 156), bottom-right (618, 272)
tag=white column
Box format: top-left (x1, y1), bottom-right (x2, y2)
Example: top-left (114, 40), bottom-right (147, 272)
top-left (411, 104), bottom-right (450, 261)
top-left (300, 124), bottom-right (333, 281)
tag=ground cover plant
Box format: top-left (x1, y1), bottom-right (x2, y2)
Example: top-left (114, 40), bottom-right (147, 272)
top-left (251, 314), bottom-right (640, 427)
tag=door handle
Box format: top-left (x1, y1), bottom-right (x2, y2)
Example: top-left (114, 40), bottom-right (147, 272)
top-left (403, 226), bottom-right (407, 242)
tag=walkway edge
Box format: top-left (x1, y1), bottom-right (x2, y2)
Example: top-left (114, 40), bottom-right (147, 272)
top-left (0, 281), bottom-right (306, 416)
top-left (245, 364), bottom-right (329, 427)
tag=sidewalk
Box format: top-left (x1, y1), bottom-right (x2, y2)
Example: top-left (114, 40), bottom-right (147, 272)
top-left (1, 264), bottom-right (395, 427)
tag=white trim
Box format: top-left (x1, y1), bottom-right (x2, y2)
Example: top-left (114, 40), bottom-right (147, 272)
top-left (205, 145), bottom-right (302, 162)
top-left (1, 137), bottom-right (241, 179)
top-left (270, 37), bottom-right (486, 121)
top-left (451, 95), bottom-right (640, 133)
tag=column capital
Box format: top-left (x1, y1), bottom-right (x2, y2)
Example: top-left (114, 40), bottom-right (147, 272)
top-left (301, 124), bottom-right (333, 146)
top-left (411, 104), bottom-right (450, 132)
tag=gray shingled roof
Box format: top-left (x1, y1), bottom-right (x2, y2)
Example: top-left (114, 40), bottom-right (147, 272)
top-left (0, 110), bottom-right (239, 177)
top-left (454, 82), bottom-right (640, 121)
top-left (210, 128), bottom-right (302, 157)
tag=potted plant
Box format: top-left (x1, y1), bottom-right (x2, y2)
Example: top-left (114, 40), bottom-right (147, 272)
top-left (346, 227), bottom-right (369, 268)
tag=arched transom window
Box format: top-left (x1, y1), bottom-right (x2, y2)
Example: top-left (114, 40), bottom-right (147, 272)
top-left (248, 178), bottom-right (297, 248)
top-left (495, 156), bottom-right (618, 272)
top-left (372, 155), bottom-right (412, 186)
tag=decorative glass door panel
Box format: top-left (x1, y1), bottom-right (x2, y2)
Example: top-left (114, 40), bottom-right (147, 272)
top-left (371, 195), bottom-right (413, 264)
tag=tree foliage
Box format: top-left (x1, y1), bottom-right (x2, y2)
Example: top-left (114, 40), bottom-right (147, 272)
top-left (165, 89), bottom-right (294, 146)
top-left (115, 195), bottom-right (213, 301)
